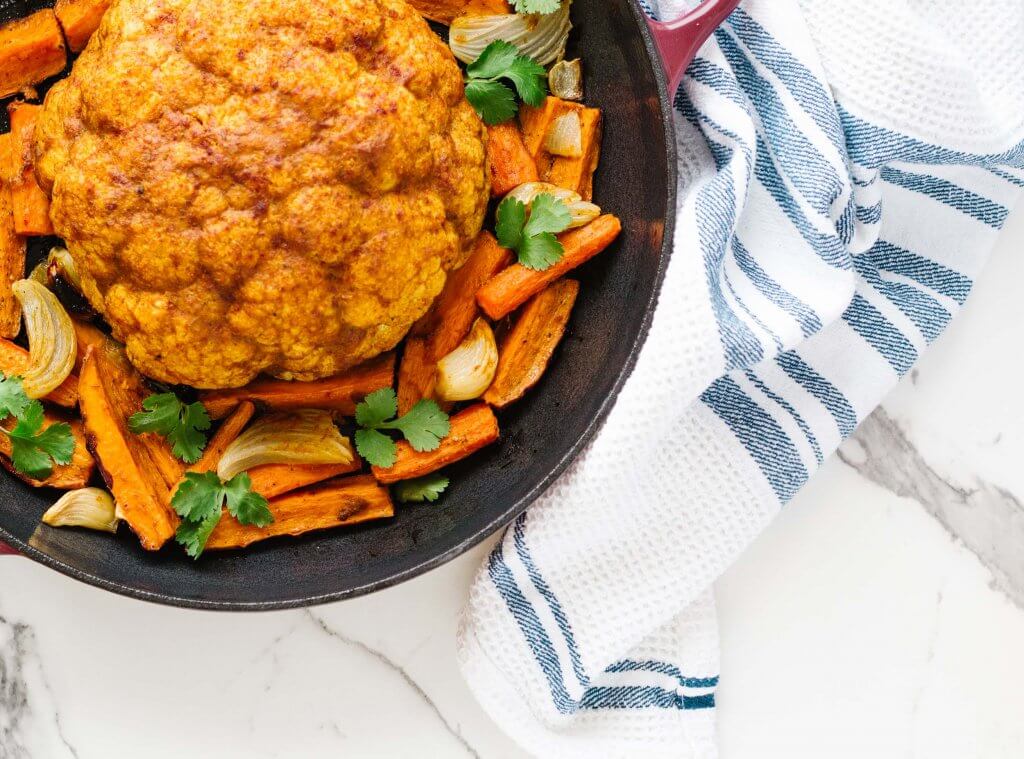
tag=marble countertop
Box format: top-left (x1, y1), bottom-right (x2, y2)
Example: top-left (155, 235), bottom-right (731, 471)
top-left (1, 208), bottom-right (1022, 758)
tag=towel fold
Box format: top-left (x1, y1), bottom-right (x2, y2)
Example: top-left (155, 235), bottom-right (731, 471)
top-left (457, 1), bottom-right (1024, 755)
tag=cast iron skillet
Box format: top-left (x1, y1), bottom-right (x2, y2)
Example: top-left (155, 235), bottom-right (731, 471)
top-left (0, 0), bottom-right (736, 608)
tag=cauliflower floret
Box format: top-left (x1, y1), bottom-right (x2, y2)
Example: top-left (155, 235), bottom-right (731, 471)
top-left (35, 0), bottom-right (489, 388)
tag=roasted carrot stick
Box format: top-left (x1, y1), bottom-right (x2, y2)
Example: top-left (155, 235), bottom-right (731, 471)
top-left (543, 108), bottom-right (602, 200)
top-left (0, 338), bottom-right (77, 407)
top-left (0, 10), bottom-right (66, 99)
top-left (396, 337), bottom-right (436, 416)
top-left (79, 344), bottom-right (180, 550)
top-left (415, 232), bottom-right (512, 360)
top-left (371, 403), bottom-right (499, 484)
top-left (246, 461), bottom-right (362, 500)
top-left (187, 401), bottom-right (255, 474)
top-left (71, 319), bottom-right (108, 373)
top-left (0, 151), bottom-right (24, 339)
top-left (408, 0), bottom-right (510, 25)
top-left (6, 102), bottom-right (54, 236)
top-left (0, 410), bottom-right (93, 489)
top-left (477, 214), bottom-right (621, 320)
top-left (54, 0), bottom-right (112, 52)
top-left (487, 122), bottom-right (538, 197)
top-left (205, 474), bottom-right (394, 550)
top-left (199, 352), bottom-right (395, 419)
top-left (484, 279), bottom-right (578, 408)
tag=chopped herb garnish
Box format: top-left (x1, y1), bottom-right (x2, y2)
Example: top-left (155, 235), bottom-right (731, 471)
top-left (464, 41), bottom-right (547, 125)
top-left (495, 192), bottom-right (572, 269)
top-left (354, 388), bottom-right (450, 468)
top-left (0, 373), bottom-right (74, 480)
top-left (394, 474), bottom-right (450, 503)
top-left (129, 392), bottom-right (211, 464)
top-left (171, 471), bottom-right (272, 558)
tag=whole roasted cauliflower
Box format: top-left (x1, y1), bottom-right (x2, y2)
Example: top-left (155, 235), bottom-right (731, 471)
top-left (34, 0), bottom-right (488, 388)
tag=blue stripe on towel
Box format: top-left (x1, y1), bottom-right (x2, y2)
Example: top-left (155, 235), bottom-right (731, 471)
top-left (861, 241), bottom-right (972, 305)
top-left (732, 236), bottom-right (823, 337)
top-left (880, 167), bottom-right (1008, 228)
top-left (775, 351), bottom-right (858, 438)
top-left (744, 370), bottom-right (823, 463)
top-left (842, 294), bottom-right (918, 375)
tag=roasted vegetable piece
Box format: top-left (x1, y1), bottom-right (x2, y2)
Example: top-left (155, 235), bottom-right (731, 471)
top-left (519, 97), bottom-right (580, 158)
top-left (487, 123), bottom-right (539, 197)
top-left (477, 214), bottom-right (621, 320)
top-left (70, 319), bottom-right (108, 373)
top-left (246, 461), bottom-right (362, 500)
top-left (205, 474), bottom-right (394, 550)
top-left (408, 0), bottom-right (510, 25)
top-left (0, 338), bottom-right (77, 407)
top-left (371, 403), bottom-right (499, 484)
top-left (5, 102), bottom-right (54, 235)
top-left (0, 10), bottom-right (66, 100)
top-left (0, 155), bottom-right (24, 338)
top-left (484, 279), bottom-right (578, 407)
top-left (78, 342), bottom-right (182, 550)
top-left (199, 353), bottom-right (395, 420)
top-left (415, 232), bottom-right (512, 361)
top-left (187, 401), bottom-right (255, 474)
top-left (396, 337), bottom-right (437, 416)
top-left (0, 410), bottom-right (93, 489)
top-left (544, 107), bottom-right (602, 200)
top-left (54, 0), bottom-right (112, 52)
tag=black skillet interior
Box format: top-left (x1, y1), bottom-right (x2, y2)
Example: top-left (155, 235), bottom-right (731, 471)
top-left (0, 0), bottom-right (675, 608)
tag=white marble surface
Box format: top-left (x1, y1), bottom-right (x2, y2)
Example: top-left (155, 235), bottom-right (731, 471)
top-left (1, 208), bottom-right (1022, 758)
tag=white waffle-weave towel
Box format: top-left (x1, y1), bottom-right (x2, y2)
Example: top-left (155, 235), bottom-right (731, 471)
top-left (457, 1), bottom-right (1024, 756)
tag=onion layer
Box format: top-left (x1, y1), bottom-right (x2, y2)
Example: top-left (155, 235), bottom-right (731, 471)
top-left (436, 318), bottom-right (499, 402)
top-left (12, 278), bottom-right (77, 398)
top-left (217, 409), bottom-right (355, 481)
top-left (449, 1), bottom-right (572, 67)
top-left (504, 182), bottom-right (600, 228)
top-left (42, 488), bottom-right (119, 533)
top-left (549, 59), bottom-right (583, 100)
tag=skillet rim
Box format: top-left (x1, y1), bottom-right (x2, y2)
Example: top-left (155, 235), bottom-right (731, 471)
top-left (0, 0), bottom-right (679, 610)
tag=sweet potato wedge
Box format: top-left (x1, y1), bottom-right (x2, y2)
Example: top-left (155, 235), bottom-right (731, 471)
top-left (0, 10), bottom-right (66, 99)
top-left (246, 461), bottom-right (362, 500)
top-left (372, 403), bottom-right (499, 484)
top-left (200, 352), bottom-right (395, 420)
top-left (0, 338), bottom-right (77, 407)
top-left (484, 279), bottom-right (578, 408)
top-left (79, 342), bottom-right (181, 550)
top-left (487, 122), bottom-right (538, 197)
top-left (0, 410), bottom-right (93, 489)
top-left (71, 320), bottom-right (108, 373)
top-left (54, 0), bottom-right (112, 52)
top-left (415, 232), bottom-right (512, 361)
top-left (0, 152), bottom-right (24, 339)
top-left (543, 108), bottom-right (602, 200)
top-left (187, 400), bottom-right (255, 474)
top-left (6, 102), bottom-right (54, 235)
top-left (205, 474), bottom-right (394, 550)
top-left (396, 337), bottom-right (436, 416)
top-left (476, 214), bottom-right (621, 320)
top-left (519, 97), bottom-right (580, 159)
top-left (408, 0), bottom-right (510, 25)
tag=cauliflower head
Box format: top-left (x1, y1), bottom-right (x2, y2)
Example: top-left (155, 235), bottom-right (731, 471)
top-left (35, 0), bottom-right (489, 388)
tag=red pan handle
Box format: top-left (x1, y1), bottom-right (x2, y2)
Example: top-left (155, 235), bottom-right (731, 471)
top-left (645, 0), bottom-right (741, 98)
top-left (0, 541), bottom-right (17, 556)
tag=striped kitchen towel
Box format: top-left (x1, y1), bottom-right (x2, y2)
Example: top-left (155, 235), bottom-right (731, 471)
top-left (457, 0), bottom-right (1024, 756)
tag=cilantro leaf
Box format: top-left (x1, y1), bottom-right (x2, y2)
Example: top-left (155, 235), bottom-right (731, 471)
top-left (394, 474), bottom-right (450, 503)
top-left (6, 401), bottom-right (74, 479)
top-left (381, 399), bottom-right (450, 452)
top-left (129, 392), bottom-right (210, 463)
top-left (464, 42), bottom-right (548, 125)
top-left (355, 428), bottom-right (397, 468)
top-left (172, 471), bottom-right (272, 558)
top-left (494, 193), bottom-right (572, 270)
top-left (466, 40), bottom-right (520, 80)
top-left (355, 388), bottom-right (398, 429)
top-left (0, 373), bottom-right (31, 419)
top-left (223, 472), bottom-right (272, 527)
top-left (464, 80), bottom-right (518, 126)
top-left (354, 389), bottom-right (450, 466)
top-left (171, 471), bottom-right (224, 523)
top-left (495, 197), bottom-right (527, 251)
top-left (511, 0), bottom-right (561, 14)
top-left (175, 511), bottom-right (221, 559)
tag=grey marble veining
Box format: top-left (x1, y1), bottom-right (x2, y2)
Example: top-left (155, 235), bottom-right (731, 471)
top-left (838, 407), bottom-right (1024, 608)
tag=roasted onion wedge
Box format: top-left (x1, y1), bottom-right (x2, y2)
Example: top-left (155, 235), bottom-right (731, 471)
top-left (11, 278), bottom-right (76, 398)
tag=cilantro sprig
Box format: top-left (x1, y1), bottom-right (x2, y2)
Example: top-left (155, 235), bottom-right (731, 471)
top-left (496, 192), bottom-right (573, 270)
top-left (0, 373), bottom-right (74, 480)
top-left (171, 471), bottom-right (273, 558)
top-left (129, 392), bottom-right (210, 464)
top-left (354, 388), bottom-right (450, 468)
top-left (394, 474), bottom-right (450, 503)
top-left (464, 41), bottom-right (547, 125)
top-left (512, 0), bottom-right (561, 13)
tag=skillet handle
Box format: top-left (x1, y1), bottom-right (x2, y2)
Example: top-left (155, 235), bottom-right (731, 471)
top-left (645, 0), bottom-right (741, 98)
top-left (0, 541), bottom-right (17, 556)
